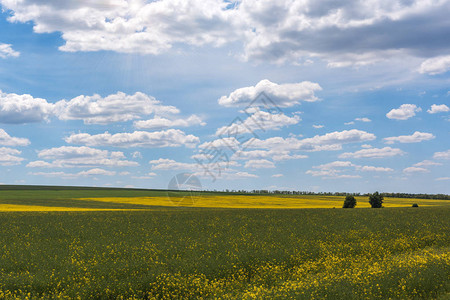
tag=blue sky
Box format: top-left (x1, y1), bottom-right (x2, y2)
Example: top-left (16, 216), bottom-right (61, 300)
top-left (0, 0), bottom-right (449, 193)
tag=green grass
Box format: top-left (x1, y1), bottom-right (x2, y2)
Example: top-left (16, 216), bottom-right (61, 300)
top-left (0, 206), bottom-right (449, 299)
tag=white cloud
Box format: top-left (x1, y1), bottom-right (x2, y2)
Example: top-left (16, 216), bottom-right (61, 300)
top-left (149, 158), bottom-right (256, 180)
top-left (403, 167), bottom-right (430, 174)
top-left (246, 129), bottom-right (375, 152)
top-left (230, 149), bottom-right (307, 162)
top-left (436, 177), bottom-right (450, 181)
top-left (313, 161), bottom-right (355, 169)
top-left (0, 43), bottom-right (20, 58)
top-left (413, 160), bottom-right (442, 167)
top-left (57, 92), bottom-right (179, 124)
top-left (78, 168), bottom-right (116, 176)
top-left (218, 79), bottom-right (322, 107)
top-left (386, 104), bottom-right (421, 120)
top-left (198, 137), bottom-right (241, 151)
top-left (65, 129), bottom-right (199, 148)
top-left (149, 158), bottom-right (198, 171)
top-left (244, 159), bottom-right (275, 169)
top-left (30, 168), bottom-right (116, 178)
top-left (5, 0), bottom-right (448, 68)
top-left (433, 149), bottom-right (450, 160)
top-left (419, 55), bottom-right (450, 75)
top-left (216, 111), bottom-right (300, 136)
top-left (307, 160), bottom-right (393, 178)
top-left (26, 146), bottom-right (138, 168)
top-left (358, 166), bottom-right (393, 172)
top-left (339, 147), bottom-right (405, 159)
top-left (272, 153), bottom-right (308, 161)
top-left (0, 147), bottom-right (24, 166)
top-left (384, 131), bottom-right (435, 144)
top-left (427, 104), bottom-right (450, 114)
top-left (313, 124), bottom-right (324, 128)
top-left (344, 121), bottom-right (355, 125)
top-left (134, 115), bottom-right (205, 129)
top-left (0, 129), bottom-right (30, 146)
top-left (0, 90), bottom-right (186, 126)
top-left (0, 90), bottom-right (54, 124)
top-left (272, 174), bottom-right (283, 178)
top-left (306, 169), bottom-right (361, 179)
top-left (355, 117), bottom-right (371, 122)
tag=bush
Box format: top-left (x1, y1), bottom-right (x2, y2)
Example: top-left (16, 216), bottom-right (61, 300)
top-left (369, 191), bottom-right (383, 208)
top-left (412, 203), bottom-right (419, 207)
top-left (343, 195), bottom-right (356, 208)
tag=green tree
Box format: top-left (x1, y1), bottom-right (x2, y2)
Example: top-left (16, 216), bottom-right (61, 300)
top-left (369, 191), bottom-right (383, 208)
top-left (343, 195), bottom-right (356, 208)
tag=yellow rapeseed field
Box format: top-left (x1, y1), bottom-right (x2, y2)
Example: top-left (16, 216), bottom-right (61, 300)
top-left (72, 195), bottom-right (450, 209)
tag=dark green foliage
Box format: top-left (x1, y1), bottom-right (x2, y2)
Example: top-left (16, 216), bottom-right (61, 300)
top-left (412, 203), bottom-right (419, 207)
top-left (369, 191), bottom-right (384, 208)
top-left (343, 195), bottom-right (357, 208)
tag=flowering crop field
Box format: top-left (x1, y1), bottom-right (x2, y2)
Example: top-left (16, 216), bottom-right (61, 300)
top-left (0, 186), bottom-right (449, 299)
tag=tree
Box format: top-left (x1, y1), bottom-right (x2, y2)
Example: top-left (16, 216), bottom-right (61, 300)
top-left (343, 195), bottom-right (356, 208)
top-left (369, 191), bottom-right (383, 208)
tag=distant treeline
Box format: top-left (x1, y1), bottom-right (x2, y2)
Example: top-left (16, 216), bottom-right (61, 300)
top-left (214, 189), bottom-right (450, 200)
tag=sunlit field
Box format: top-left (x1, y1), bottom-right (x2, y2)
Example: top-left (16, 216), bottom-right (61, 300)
top-left (0, 186), bottom-right (449, 299)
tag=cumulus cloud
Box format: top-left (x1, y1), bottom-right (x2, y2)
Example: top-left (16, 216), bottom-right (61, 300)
top-left (0, 43), bottom-right (20, 58)
top-left (384, 131), bottom-right (435, 144)
top-left (30, 168), bottom-right (116, 178)
top-left (218, 79), bottom-right (322, 107)
top-left (272, 174), bottom-right (283, 178)
top-left (0, 90), bottom-right (54, 124)
top-left (427, 104), bottom-right (450, 114)
top-left (65, 129), bottom-right (199, 148)
top-left (403, 167), bottom-right (430, 174)
top-left (0, 90), bottom-right (187, 125)
top-left (307, 160), bottom-right (393, 178)
top-left (77, 168), bottom-right (116, 176)
top-left (386, 104), bottom-right (421, 120)
top-left (0, 147), bottom-right (24, 165)
top-left (230, 149), bottom-right (307, 162)
top-left (433, 149), bottom-right (450, 160)
top-left (246, 129), bottom-right (375, 152)
top-left (57, 92), bottom-right (179, 124)
top-left (149, 158), bottom-right (256, 180)
top-left (355, 117), bottom-right (371, 122)
top-left (134, 115), bottom-right (205, 129)
top-left (215, 111), bottom-right (300, 136)
top-left (358, 166), bottom-right (393, 172)
top-left (339, 147), bottom-right (405, 159)
top-left (244, 159), bottom-right (275, 169)
top-left (419, 55), bottom-right (450, 75)
top-left (27, 146), bottom-right (138, 168)
top-left (198, 137), bottom-right (241, 151)
top-left (0, 129), bottom-right (30, 146)
top-left (313, 124), bottom-right (324, 129)
top-left (413, 160), bottom-right (442, 167)
top-left (4, 0), bottom-right (449, 67)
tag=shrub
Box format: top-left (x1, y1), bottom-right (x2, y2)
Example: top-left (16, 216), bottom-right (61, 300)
top-left (343, 195), bottom-right (357, 208)
top-left (412, 203), bottom-right (419, 207)
top-left (369, 191), bottom-right (383, 208)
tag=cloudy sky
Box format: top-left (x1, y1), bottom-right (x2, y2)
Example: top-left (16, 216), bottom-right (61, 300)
top-left (0, 0), bottom-right (449, 193)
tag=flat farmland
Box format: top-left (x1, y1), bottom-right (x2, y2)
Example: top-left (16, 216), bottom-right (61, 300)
top-left (0, 186), bottom-right (448, 299)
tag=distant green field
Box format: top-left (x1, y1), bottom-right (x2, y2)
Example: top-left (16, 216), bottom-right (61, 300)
top-left (0, 186), bottom-right (449, 299)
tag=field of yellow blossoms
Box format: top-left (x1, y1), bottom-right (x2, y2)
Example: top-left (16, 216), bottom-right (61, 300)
top-left (0, 187), bottom-right (449, 299)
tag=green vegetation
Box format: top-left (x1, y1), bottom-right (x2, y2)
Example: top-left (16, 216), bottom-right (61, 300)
top-left (369, 191), bottom-right (384, 208)
top-left (0, 186), bottom-right (449, 299)
top-left (343, 195), bottom-right (357, 208)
